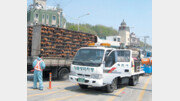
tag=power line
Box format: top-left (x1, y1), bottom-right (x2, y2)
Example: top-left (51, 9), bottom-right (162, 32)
top-left (61, 0), bottom-right (73, 9)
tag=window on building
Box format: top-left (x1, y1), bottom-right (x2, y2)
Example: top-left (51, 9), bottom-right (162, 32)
top-left (35, 14), bottom-right (38, 19)
top-left (118, 38), bottom-right (120, 42)
top-left (52, 15), bottom-right (56, 21)
top-left (114, 38), bottom-right (116, 41)
top-left (46, 15), bottom-right (49, 19)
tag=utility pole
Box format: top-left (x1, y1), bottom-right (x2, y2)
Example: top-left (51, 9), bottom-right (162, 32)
top-left (143, 36), bottom-right (149, 51)
top-left (138, 35), bottom-right (150, 50)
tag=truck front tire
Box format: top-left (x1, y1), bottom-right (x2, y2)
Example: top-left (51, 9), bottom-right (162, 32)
top-left (106, 78), bottom-right (117, 93)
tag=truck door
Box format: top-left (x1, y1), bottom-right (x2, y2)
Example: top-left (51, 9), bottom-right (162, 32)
top-left (116, 50), bottom-right (132, 74)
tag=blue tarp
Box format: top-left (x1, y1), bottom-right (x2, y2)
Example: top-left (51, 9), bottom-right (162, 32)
top-left (141, 64), bottom-right (152, 73)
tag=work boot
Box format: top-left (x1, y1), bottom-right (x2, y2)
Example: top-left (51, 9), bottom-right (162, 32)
top-left (33, 87), bottom-right (38, 89)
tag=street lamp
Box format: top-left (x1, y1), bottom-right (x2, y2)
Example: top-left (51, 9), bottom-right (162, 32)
top-left (77, 13), bottom-right (90, 31)
top-left (65, 13), bottom-right (90, 31)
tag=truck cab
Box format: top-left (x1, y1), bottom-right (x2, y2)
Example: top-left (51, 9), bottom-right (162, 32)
top-left (69, 45), bottom-right (144, 93)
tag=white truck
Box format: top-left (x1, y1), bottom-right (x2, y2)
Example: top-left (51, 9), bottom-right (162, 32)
top-left (69, 43), bottom-right (144, 93)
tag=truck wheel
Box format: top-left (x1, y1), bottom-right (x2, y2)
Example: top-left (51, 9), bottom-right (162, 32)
top-left (57, 68), bottom-right (69, 80)
top-left (79, 84), bottom-right (88, 89)
top-left (129, 75), bottom-right (139, 86)
top-left (106, 79), bottom-right (117, 93)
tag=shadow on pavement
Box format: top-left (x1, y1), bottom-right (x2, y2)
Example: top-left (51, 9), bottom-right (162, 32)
top-left (27, 73), bottom-right (69, 82)
top-left (28, 86), bottom-right (35, 89)
top-left (64, 84), bottom-right (127, 97)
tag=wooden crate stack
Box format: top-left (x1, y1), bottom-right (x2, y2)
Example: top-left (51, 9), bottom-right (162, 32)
top-left (27, 25), bottom-right (96, 58)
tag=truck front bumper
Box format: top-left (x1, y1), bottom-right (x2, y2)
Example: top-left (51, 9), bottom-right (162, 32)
top-left (69, 75), bottom-right (104, 87)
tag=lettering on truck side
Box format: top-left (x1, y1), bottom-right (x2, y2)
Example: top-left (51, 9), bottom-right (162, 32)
top-left (74, 66), bottom-right (95, 72)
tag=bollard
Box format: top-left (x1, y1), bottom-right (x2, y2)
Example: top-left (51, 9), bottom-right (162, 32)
top-left (48, 72), bottom-right (52, 89)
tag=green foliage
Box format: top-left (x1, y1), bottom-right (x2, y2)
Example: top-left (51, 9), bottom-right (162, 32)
top-left (66, 23), bottom-right (78, 31)
top-left (92, 25), bottom-right (118, 37)
top-left (66, 22), bottom-right (118, 37)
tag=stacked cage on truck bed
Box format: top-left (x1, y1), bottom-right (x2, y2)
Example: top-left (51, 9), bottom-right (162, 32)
top-left (27, 25), bottom-right (96, 58)
top-left (27, 25), bottom-right (97, 78)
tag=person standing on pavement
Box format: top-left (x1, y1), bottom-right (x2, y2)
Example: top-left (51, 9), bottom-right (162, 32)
top-left (32, 54), bottom-right (46, 90)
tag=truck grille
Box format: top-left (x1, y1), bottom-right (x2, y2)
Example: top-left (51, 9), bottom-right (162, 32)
top-left (77, 74), bottom-right (91, 78)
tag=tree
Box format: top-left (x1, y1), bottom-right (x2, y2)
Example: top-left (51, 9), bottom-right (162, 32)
top-left (66, 22), bottom-right (118, 37)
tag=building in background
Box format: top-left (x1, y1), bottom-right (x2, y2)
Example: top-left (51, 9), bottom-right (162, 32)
top-left (100, 20), bottom-right (140, 48)
top-left (106, 36), bottom-right (121, 42)
top-left (118, 20), bottom-right (130, 46)
top-left (27, 0), bottom-right (66, 28)
top-left (130, 32), bottom-right (140, 47)
top-left (33, 0), bottom-right (46, 9)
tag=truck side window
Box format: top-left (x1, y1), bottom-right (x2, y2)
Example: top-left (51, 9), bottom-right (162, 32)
top-left (105, 50), bottom-right (111, 56)
top-left (105, 51), bottom-right (115, 67)
top-left (104, 50), bottom-right (112, 61)
top-left (117, 51), bottom-right (130, 62)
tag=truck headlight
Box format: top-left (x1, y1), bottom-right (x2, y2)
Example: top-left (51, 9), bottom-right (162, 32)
top-left (69, 71), bottom-right (76, 76)
top-left (91, 74), bottom-right (103, 79)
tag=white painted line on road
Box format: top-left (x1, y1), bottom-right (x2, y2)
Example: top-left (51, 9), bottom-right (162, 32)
top-left (137, 76), bottom-right (152, 101)
top-left (28, 90), bottom-right (67, 97)
top-left (48, 93), bottom-right (86, 101)
top-left (27, 83), bottom-right (78, 91)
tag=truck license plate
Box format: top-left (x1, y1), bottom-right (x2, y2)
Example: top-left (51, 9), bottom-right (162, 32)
top-left (78, 78), bottom-right (85, 82)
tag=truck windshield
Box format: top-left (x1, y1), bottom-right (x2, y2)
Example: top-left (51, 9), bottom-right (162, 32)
top-left (72, 49), bottom-right (104, 67)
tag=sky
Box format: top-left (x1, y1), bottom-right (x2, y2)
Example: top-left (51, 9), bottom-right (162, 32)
top-left (27, 0), bottom-right (152, 45)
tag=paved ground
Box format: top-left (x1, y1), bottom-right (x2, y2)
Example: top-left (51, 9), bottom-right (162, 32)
top-left (27, 73), bottom-right (152, 101)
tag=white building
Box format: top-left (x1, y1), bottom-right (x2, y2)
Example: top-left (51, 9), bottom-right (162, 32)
top-left (130, 32), bottom-right (140, 47)
top-left (106, 36), bottom-right (121, 42)
top-left (118, 20), bottom-right (130, 46)
top-left (97, 37), bottom-right (120, 47)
